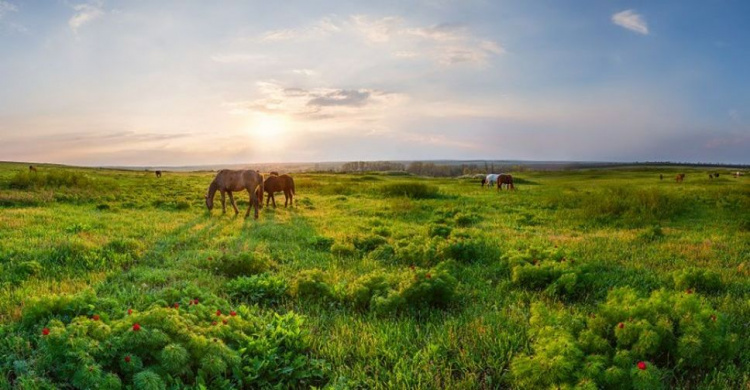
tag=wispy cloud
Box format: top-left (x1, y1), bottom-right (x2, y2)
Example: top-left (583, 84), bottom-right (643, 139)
top-left (69, 1), bottom-right (104, 32)
top-left (0, 1), bottom-right (17, 19)
top-left (612, 9), bottom-right (649, 35)
top-left (257, 16), bottom-right (341, 42)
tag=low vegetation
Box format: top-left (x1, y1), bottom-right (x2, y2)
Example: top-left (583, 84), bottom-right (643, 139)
top-left (0, 162), bottom-right (747, 388)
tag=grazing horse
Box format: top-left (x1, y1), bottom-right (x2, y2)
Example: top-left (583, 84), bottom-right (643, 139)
top-left (482, 174), bottom-right (500, 188)
top-left (709, 173), bottom-right (714, 180)
top-left (660, 174), bottom-right (663, 180)
top-left (264, 174), bottom-right (295, 208)
top-left (675, 173), bottom-right (685, 183)
top-left (205, 170), bottom-right (264, 219)
top-left (497, 174), bottom-right (515, 190)
top-left (155, 170), bottom-right (162, 178)
top-left (270, 171), bottom-right (280, 176)
top-left (29, 165), bottom-right (37, 173)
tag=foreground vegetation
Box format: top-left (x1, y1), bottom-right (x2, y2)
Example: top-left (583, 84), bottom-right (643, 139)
top-left (0, 162), bottom-right (747, 389)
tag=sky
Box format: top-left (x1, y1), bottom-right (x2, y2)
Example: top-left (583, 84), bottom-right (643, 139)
top-left (0, 0), bottom-right (748, 166)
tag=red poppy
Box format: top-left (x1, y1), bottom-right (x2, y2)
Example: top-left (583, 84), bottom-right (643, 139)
top-left (127, 308), bottom-right (133, 315)
top-left (216, 309), bottom-right (222, 316)
top-left (174, 302), bottom-right (179, 309)
top-left (618, 322), bottom-right (624, 329)
top-left (42, 328), bottom-right (50, 336)
top-left (230, 311), bottom-right (237, 317)
top-left (425, 273), bottom-right (432, 279)
top-left (637, 361), bottom-right (647, 370)
top-left (194, 298), bottom-right (199, 304)
top-left (92, 314), bottom-right (100, 321)
top-left (124, 355), bottom-right (131, 363)
top-left (132, 323), bottom-right (141, 332)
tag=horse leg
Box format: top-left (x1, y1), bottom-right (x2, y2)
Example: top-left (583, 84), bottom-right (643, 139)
top-left (220, 191), bottom-right (227, 214)
top-left (246, 188), bottom-right (259, 219)
top-left (271, 193), bottom-right (277, 208)
top-left (265, 191), bottom-right (270, 207)
top-left (227, 192), bottom-right (239, 215)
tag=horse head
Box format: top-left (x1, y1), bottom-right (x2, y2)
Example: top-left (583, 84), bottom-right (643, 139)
top-left (205, 194), bottom-right (214, 211)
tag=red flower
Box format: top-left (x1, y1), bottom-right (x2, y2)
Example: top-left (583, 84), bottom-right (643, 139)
top-left (710, 314), bottom-right (717, 322)
top-left (216, 309), bottom-right (222, 316)
top-left (618, 322), bottom-right (624, 329)
top-left (194, 298), bottom-right (199, 305)
top-left (132, 323), bottom-right (141, 332)
top-left (230, 311), bottom-right (237, 317)
top-left (127, 308), bottom-right (133, 315)
top-left (174, 302), bottom-right (179, 309)
top-left (92, 314), bottom-right (100, 321)
top-left (222, 319), bottom-right (228, 325)
top-left (124, 355), bottom-right (131, 363)
top-left (425, 273), bottom-right (432, 279)
top-left (637, 361), bottom-right (647, 370)
top-left (686, 289), bottom-right (693, 294)
top-left (42, 328), bottom-right (50, 336)
top-left (212, 321), bottom-right (217, 326)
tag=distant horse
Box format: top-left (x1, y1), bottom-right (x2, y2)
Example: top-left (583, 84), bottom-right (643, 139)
top-left (155, 170), bottom-right (162, 178)
top-left (709, 173), bottom-right (713, 180)
top-left (497, 174), bottom-right (515, 190)
top-left (205, 170), bottom-right (264, 219)
top-left (270, 171), bottom-right (280, 176)
top-left (659, 174), bottom-right (663, 180)
top-left (29, 165), bottom-right (37, 173)
top-left (735, 171), bottom-right (743, 178)
top-left (482, 174), bottom-right (500, 188)
top-left (675, 173), bottom-right (685, 183)
top-left (264, 174), bottom-right (295, 208)
top-left (714, 173), bottom-right (720, 178)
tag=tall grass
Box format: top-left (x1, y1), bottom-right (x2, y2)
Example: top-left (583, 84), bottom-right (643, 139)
top-left (9, 171), bottom-right (94, 189)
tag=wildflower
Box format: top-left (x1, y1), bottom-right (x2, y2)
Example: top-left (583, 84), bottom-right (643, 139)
top-left (216, 309), bottom-right (222, 316)
top-left (710, 314), bottom-right (717, 322)
top-left (208, 256), bottom-right (213, 261)
top-left (230, 311), bottom-right (237, 317)
top-left (124, 356), bottom-right (131, 363)
top-left (174, 302), bottom-right (179, 309)
top-left (42, 328), bottom-right (50, 336)
top-left (132, 323), bottom-right (141, 332)
top-left (127, 308), bottom-right (133, 315)
top-left (194, 298), bottom-right (199, 305)
top-left (92, 314), bottom-right (100, 321)
top-left (425, 273), bottom-right (432, 279)
top-left (686, 289), bottom-right (693, 294)
top-left (222, 319), bottom-right (228, 325)
top-left (212, 321), bottom-right (217, 326)
top-left (637, 361), bottom-right (647, 370)
top-left (618, 322), bottom-right (624, 329)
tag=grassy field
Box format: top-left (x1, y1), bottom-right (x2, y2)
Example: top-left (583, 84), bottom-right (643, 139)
top-left (0, 162), bottom-right (747, 389)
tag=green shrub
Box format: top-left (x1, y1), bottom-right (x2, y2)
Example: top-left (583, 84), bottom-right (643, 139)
top-left (380, 182), bottom-right (439, 199)
top-left (454, 212), bottom-right (482, 227)
top-left (353, 234), bottom-right (387, 253)
top-left (213, 252), bottom-right (271, 277)
top-left (292, 269), bottom-right (335, 302)
top-left (428, 224), bottom-right (452, 238)
top-left (672, 268), bottom-right (724, 294)
top-left (511, 288), bottom-right (738, 389)
top-left (331, 242), bottom-right (356, 258)
top-left (226, 274), bottom-right (288, 305)
top-left (438, 235), bottom-right (496, 263)
top-left (366, 244), bottom-right (396, 263)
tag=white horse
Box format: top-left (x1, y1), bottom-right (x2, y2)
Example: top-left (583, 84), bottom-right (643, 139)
top-left (482, 174), bottom-right (501, 188)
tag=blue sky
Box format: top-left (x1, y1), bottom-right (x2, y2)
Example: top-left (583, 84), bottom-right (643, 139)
top-left (0, 0), bottom-right (748, 165)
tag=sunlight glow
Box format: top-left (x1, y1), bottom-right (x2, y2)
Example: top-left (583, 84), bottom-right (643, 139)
top-left (247, 114), bottom-right (290, 146)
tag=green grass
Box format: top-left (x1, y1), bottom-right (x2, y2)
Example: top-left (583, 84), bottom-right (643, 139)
top-left (0, 162), bottom-right (747, 389)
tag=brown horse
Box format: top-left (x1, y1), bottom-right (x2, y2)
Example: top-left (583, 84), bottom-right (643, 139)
top-left (497, 174), bottom-right (515, 190)
top-left (29, 165), bottom-right (37, 173)
top-left (205, 170), bottom-right (264, 219)
top-left (155, 170), bottom-right (162, 178)
top-left (264, 174), bottom-right (295, 208)
top-left (675, 173), bottom-right (685, 183)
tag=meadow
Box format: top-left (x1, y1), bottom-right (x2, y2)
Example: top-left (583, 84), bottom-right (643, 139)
top-left (0, 162), bottom-right (747, 389)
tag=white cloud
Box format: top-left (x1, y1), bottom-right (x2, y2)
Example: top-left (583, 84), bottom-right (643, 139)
top-left (405, 23), bottom-right (465, 41)
top-left (69, 1), bottom-right (104, 32)
top-left (612, 9), bottom-right (649, 35)
top-left (292, 69), bottom-right (317, 76)
top-left (350, 15), bottom-right (403, 43)
top-left (0, 1), bottom-right (17, 19)
top-left (258, 16), bottom-right (341, 42)
top-left (210, 53), bottom-right (272, 64)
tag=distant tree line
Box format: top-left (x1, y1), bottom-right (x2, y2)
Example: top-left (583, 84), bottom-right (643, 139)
top-left (340, 161), bottom-right (406, 172)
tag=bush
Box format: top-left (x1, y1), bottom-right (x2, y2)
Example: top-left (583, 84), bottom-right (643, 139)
top-left (212, 252), bottom-right (271, 277)
top-left (6, 303), bottom-right (328, 389)
top-left (380, 182), bottom-right (439, 199)
top-left (511, 288), bottom-right (739, 389)
top-left (672, 268), bottom-right (724, 294)
top-left (226, 274), bottom-right (288, 306)
top-left (353, 234), bottom-right (387, 253)
top-left (454, 212), bottom-right (482, 227)
top-left (428, 224), bottom-right (452, 238)
top-left (292, 269), bottom-right (336, 302)
top-left (438, 234), bottom-right (496, 263)
top-left (331, 242), bottom-right (356, 258)
top-left (505, 247), bottom-right (590, 300)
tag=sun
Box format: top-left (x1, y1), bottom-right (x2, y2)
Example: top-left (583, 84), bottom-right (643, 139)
top-left (248, 113), bottom-right (289, 144)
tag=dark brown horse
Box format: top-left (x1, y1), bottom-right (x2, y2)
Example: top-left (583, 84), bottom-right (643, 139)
top-left (497, 174), bottom-right (515, 190)
top-left (205, 170), bottom-right (264, 219)
top-left (675, 173), bottom-right (685, 183)
top-left (263, 174), bottom-right (295, 208)
top-left (29, 165), bottom-right (37, 173)
top-left (155, 170), bottom-right (162, 178)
